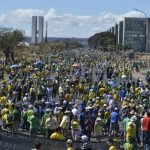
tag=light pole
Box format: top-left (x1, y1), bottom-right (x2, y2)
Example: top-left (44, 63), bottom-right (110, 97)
top-left (133, 8), bottom-right (148, 69)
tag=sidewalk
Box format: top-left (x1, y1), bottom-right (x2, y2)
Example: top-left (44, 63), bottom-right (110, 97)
top-left (132, 70), bottom-right (147, 84)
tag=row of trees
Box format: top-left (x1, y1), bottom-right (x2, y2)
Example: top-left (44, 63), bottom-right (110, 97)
top-left (38, 40), bottom-right (83, 53)
top-left (0, 27), bottom-right (83, 64)
top-left (88, 31), bottom-right (130, 51)
top-left (88, 32), bottom-right (116, 50)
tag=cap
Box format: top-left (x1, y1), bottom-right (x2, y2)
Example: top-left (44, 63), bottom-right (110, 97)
top-left (69, 102), bottom-right (73, 105)
top-left (128, 122), bottom-right (134, 127)
top-left (67, 139), bottom-right (73, 144)
top-left (130, 110), bottom-right (135, 115)
top-left (96, 117), bottom-right (101, 121)
top-left (131, 116), bottom-right (137, 122)
top-left (81, 135), bottom-right (88, 142)
top-left (28, 105), bottom-right (33, 109)
top-left (114, 107), bottom-right (118, 111)
top-left (58, 107), bottom-right (63, 110)
top-left (46, 108), bottom-right (52, 112)
top-left (74, 104), bottom-right (78, 108)
top-left (104, 104), bottom-right (107, 107)
top-left (65, 110), bottom-right (70, 114)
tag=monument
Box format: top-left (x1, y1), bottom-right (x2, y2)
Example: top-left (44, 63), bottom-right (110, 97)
top-left (31, 16), bottom-right (44, 44)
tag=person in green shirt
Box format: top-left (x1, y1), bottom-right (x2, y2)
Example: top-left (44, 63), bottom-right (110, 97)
top-left (40, 109), bottom-right (51, 136)
top-left (29, 112), bottom-right (40, 136)
top-left (120, 138), bottom-right (134, 150)
top-left (27, 105), bottom-right (34, 122)
top-left (12, 105), bottom-right (21, 132)
top-left (122, 113), bottom-right (131, 138)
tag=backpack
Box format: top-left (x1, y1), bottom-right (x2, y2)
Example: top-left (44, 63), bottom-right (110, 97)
top-left (7, 114), bottom-right (13, 124)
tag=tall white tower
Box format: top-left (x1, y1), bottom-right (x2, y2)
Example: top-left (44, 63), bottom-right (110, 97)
top-left (31, 16), bottom-right (37, 44)
top-left (38, 16), bottom-right (44, 43)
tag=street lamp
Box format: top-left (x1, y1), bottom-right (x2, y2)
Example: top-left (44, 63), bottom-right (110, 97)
top-left (133, 8), bottom-right (148, 69)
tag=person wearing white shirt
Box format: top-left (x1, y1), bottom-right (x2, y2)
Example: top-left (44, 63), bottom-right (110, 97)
top-left (72, 105), bottom-right (78, 117)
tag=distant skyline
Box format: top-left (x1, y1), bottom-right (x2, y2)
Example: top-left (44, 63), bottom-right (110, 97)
top-left (0, 0), bottom-right (150, 38)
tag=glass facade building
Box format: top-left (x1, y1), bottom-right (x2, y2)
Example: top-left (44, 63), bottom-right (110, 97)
top-left (108, 17), bottom-right (150, 51)
top-left (123, 17), bottom-right (146, 51)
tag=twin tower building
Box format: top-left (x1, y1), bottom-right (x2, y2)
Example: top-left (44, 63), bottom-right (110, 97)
top-left (31, 16), bottom-right (44, 44)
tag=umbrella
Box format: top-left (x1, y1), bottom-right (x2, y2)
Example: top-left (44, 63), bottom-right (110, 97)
top-left (107, 80), bottom-right (117, 86)
top-left (72, 63), bottom-right (81, 68)
top-left (10, 64), bottom-right (19, 68)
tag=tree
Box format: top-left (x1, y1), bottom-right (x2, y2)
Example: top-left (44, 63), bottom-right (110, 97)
top-left (88, 32), bottom-right (116, 50)
top-left (0, 27), bottom-right (24, 64)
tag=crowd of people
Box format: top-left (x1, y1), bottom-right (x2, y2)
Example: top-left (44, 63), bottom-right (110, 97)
top-left (0, 49), bottom-right (149, 150)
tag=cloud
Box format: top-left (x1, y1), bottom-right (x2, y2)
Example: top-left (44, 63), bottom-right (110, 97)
top-left (0, 8), bottom-right (144, 37)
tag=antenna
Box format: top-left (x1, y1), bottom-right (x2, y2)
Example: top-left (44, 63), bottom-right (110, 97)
top-left (45, 21), bottom-right (48, 43)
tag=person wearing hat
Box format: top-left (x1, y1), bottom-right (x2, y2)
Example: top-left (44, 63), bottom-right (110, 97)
top-left (66, 139), bottom-right (75, 150)
top-left (81, 135), bottom-right (92, 150)
top-left (94, 117), bottom-right (102, 142)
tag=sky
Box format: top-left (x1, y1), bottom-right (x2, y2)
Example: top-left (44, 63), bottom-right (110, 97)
top-left (0, 0), bottom-right (150, 38)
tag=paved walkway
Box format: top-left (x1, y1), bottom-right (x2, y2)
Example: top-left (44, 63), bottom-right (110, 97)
top-left (132, 70), bottom-right (147, 84)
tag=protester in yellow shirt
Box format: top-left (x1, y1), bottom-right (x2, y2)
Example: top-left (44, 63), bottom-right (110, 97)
top-left (113, 91), bottom-right (119, 103)
top-left (126, 122), bottom-right (136, 141)
top-left (89, 89), bottom-right (96, 99)
top-left (107, 138), bottom-right (117, 150)
top-left (99, 87), bottom-right (105, 96)
top-left (66, 139), bottom-right (75, 150)
top-left (2, 110), bottom-right (13, 130)
top-left (1, 104), bottom-right (9, 119)
top-left (81, 91), bottom-right (89, 101)
top-left (0, 96), bottom-right (7, 107)
top-left (79, 82), bottom-right (84, 93)
top-left (8, 83), bottom-right (13, 94)
top-left (65, 92), bottom-right (71, 103)
top-left (50, 127), bottom-right (65, 140)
